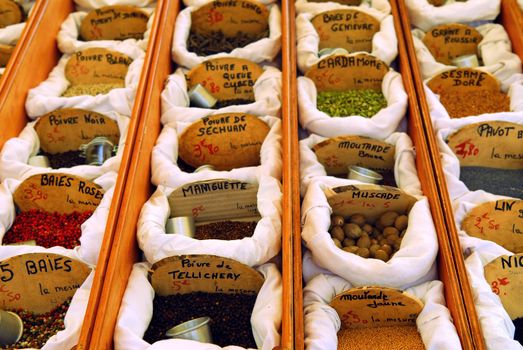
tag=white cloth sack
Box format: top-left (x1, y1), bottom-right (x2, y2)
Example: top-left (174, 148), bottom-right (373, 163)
top-left (138, 174), bottom-right (282, 266)
top-left (74, 0), bottom-right (156, 9)
top-left (160, 66), bottom-right (282, 122)
top-left (297, 69), bottom-right (408, 140)
top-left (0, 112), bottom-right (130, 181)
top-left (299, 132), bottom-right (415, 195)
top-left (296, 8), bottom-right (397, 74)
top-left (295, 0), bottom-right (390, 16)
top-left (114, 262), bottom-right (282, 350)
top-left (0, 171), bottom-right (117, 265)
top-left (434, 114), bottom-right (523, 200)
top-left (404, 0), bottom-right (500, 32)
top-left (301, 176), bottom-right (438, 287)
top-left (303, 273), bottom-right (461, 350)
top-left (0, 246), bottom-right (95, 350)
top-left (412, 24), bottom-right (522, 86)
top-left (171, 4), bottom-right (281, 68)
top-left (183, 0), bottom-right (276, 9)
top-left (460, 236), bottom-right (523, 349)
top-left (151, 116), bottom-right (282, 188)
top-left (424, 73), bottom-right (523, 130)
top-left (57, 8), bottom-right (155, 54)
top-left (25, 44), bottom-right (145, 118)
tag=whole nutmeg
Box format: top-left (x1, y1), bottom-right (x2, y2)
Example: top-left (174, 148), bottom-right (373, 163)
top-left (350, 214), bottom-right (366, 226)
top-left (356, 247), bottom-right (370, 258)
top-left (379, 211), bottom-right (399, 227)
top-left (343, 223), bottom-right (362, 239)
top-left (331, 215), bottom-right (345, 227)
top-left (331, 226), bottom-right (345, 241)
top-left (357, 235), bottom-right (371, 249)
top-left (394, 215), bottom-right (408, 231)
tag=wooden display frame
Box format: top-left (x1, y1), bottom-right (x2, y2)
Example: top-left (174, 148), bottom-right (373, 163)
top-left (500, 0), bottom-right (523, 61)
top-left (395, 0), bottom-right (487, 349)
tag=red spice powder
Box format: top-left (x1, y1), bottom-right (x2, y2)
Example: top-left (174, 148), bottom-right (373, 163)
top-left (3, 210), bottom-right (93, 249)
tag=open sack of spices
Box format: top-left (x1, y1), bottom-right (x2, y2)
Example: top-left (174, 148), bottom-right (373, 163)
top-left (435, 115), bottom-right (523, 200)
top-left (113, 259), bottom-right (282, 349)
top-left (137, 173), bottom-right (281, 267)
top-left (300, 175), bottom-right (438, 288)
top-left (171, 0), bottom-right (281, 68)
top-left (424, 68), bottom-right (523, 128)
top-left (0, 0), bottom-right (35, 70)
top-left (0, 171), bottom-right (117, 265)
top-left (294, 0), bottom-right (391, 17)
top-left (297, 53), bottom-right (408, 140)
top-left (25, 45), bottom-right (145, 118)
top-left (459, 236), bottom-right (523, 349)
top-left (0, 109), bottom-right (129, 182)
top-left (303, 273), bottom-right (460, 350)
top-left (160, 59), bottom-right (282, 123)
top-left (56, 5), bottom-right (155, 54)
top-left (404, 0), bottom-right (499, 32)
top-left (151, 114), bottom-right (282, 188)
top-left (296, 5), bottom-right (397, 74)
top-left (411, 23), bottom-right (522, 85)
top-left (299, 132), bottom-right (414, 195)
top-left (0, 247), bottom-right (95, 350)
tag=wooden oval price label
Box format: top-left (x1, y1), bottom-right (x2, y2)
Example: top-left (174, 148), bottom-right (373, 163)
top-left (0, 0), bottom-right (23, 29)
top-left (447, 121), bottom-right (523, 169)
top-left (80, 5), bottom-right (149, 41)
top-left (191, 0), bottom-right (269, 37)
top-left (13, 173), bottom-right (104, 214)
top-left (422, 23), bottom-right (482, 65)
top-left (150, 255), bottom-right (264, 296)
top-left (325, 184), bottom-right (417, 222)
top-left (427, 0), bottom-right (445, 5)
top-left (311, 9), bottom-right (380, 53)
top-left (330, 287), bottom-right (423, 329)
top-left (168, 179), bottom-right (259, 222)
top-left (305, 53), bottom-right (388, 92)
top-left (427, 68), bottom-right (499, 94)
top-left (312, 136), bottom-right (395, 176)
top-left (187, 58), bottom-right (264, 103)
top-left (34, 108), bottom-right (120, 154)
top-left (0, 253), bottom-right (91, 313)
top-left (65, 48), bottom-right (132, 85)
top-left (178, 113), bottom-right (269, 171)
top-left (484, 254), bottom-right (523, 319)
top-left (462, 200), bottom-right (523, 253)
top-left (0, 43), bottom-right (13, 67)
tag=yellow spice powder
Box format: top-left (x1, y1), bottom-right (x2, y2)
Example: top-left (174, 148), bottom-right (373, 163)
top-left (337, 325), bottom-right (426, 350)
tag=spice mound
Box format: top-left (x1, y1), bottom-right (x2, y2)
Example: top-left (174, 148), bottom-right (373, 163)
top-left (144, 292), bottom-right (257, 348)
top-left (41, 150), bottom-right (85, 169)
top-left (61, 83), bottom-right (125, 97)
top-left (337, 325), bottom-right (425, 349)
top-left (194, 221), bottom-right (257, 240)
top-left (3, 210), bottom-right (93, 249)
top-left (460, 167), bottom-right (523, 199)
top-left (188, 30), bottom-right (269, 56)
top-left (329, 211), bottom-right (408, 262)
top-left (0, 299), bottom-right (71, 349)
top-left (212, 98), bottom-right (255, 109)
top-left (317, 90), bottom-right (387, 118)
top-left (434, 89), bottom-right (510, 118)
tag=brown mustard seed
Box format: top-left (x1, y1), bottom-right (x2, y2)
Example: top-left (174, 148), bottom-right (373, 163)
top-left (337, 325), bottom-right (425, 350)
top-left (435, 89), bottom-right (510, 118)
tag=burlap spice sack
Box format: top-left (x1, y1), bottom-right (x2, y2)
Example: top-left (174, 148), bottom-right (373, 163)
top-left (160, 66), bottom-right (282, 123)
top-left (412, 24), bottom-right (522, 86)
top-left (113, 262), bottom-right (282, 350)
top-left (303, 273), bottom-right (461, 350)
top-left (434, 115), bottom-right (523, 200)
top-left (0, 246), bottom-right (95, 350)
top-left (57, 7), bottom-right (155, 54)
top-left (171, 3), bottom-right (281, 68)
top-left (0, 171), bottom-right (117, 265)
top-left (297, 69), bottom-right (408, 140)
top-left (137, 174), bottom-right (281, 266)
top-left (0, 112), bottom-right (129, 181)
top-left (424, 72), bottom-right (523, 129)
top-left (299, 132), bottom-right (414, 195)
top-left (404, 0), bottom-right (500, 32)
top-left (151, 116), bottom-right (282, 188)
top-left (296, 7), bottom-right (397, 73)
top-left (295, 0), bottom-right (390, 17)
top-left (460, 236), bottom-right (523, 350)
top-left (25, 44), bottom-right (145, 118)
top-left (300, 176), bottom-right (438, 287)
